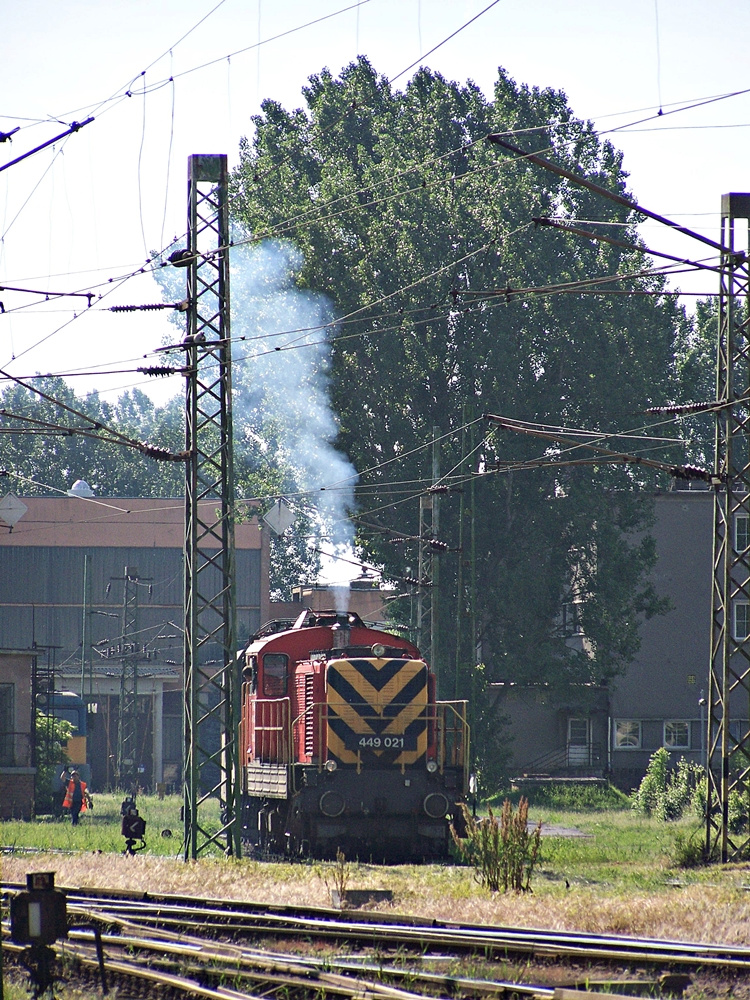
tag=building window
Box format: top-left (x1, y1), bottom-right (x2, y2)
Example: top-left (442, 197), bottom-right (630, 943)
top-left (562, 602), bottom-right (583, 637)
top-left (734, 602), bottom-right (750, 641)
top-left (736, 513), bottom-right (750, 553)
top-left (664, 720), bottom-right (690, 749)
top-left (614, 720), bottom-right (641, 749)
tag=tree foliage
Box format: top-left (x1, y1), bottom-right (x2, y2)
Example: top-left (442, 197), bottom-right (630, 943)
top-left (34, 710), bottom-right (73, 815)
top-left (233, 58), bottom-right (685, 701)
top-left (0, 378), bottom-right (184, 496)
top-left (673, 296), bottom-right (718, 468)
top-left (0, 373), bottom-right (318, 600)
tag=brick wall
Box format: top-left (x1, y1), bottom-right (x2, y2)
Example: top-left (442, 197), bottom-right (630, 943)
top-left (0, 770), bottom-right (35, 818)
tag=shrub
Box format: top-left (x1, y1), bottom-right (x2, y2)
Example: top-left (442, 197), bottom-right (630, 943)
top-left (690, 780), bottom-right (749, 833)
top-left (692, 776), bottom-right (708, 819)
top-left (34, 711), bottom-right (73, 815)
top-left (673, 830), bottom-right (716, 868)
top-left (728, 790), bottom-right (748, 834)
top-left (631, 749), bottom-right (705, 821)
top-left (452, 798), bottom-right (542, 893)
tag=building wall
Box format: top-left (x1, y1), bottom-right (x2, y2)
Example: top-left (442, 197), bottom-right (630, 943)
top-left (272, 580), bottom-right (397, 627)
top-left (0, 650), bottom-right (35, 818)
top-left (486, 491), bottom-right (719, 789)
top-left (609, 490), bottom-right (712, 786)
top-left (0, 497), bottom-right (270, 793)
top-left (492, 683), bottom-right (609, 778)
top-left (0, 497), bottom-right (269, 656)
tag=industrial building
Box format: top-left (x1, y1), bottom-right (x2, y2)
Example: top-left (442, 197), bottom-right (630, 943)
top-left (498, 489), bottom-right (718, 790)
top-left (0, 487), bottom-right (732, 804)
top-left (0, 495), bottom-right (270, 795)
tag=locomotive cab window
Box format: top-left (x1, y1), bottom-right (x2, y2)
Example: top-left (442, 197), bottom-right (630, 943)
top-left (262, 653), bottom-right (288, 697)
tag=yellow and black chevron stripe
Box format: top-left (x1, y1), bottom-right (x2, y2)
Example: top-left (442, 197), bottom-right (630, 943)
top-left (326, 657), bottom-right (428, 766)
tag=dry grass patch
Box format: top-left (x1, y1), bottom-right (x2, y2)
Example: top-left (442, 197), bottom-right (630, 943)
top-left (4, 851), bottom-right (750, 947)
top-left (5, 804), bottom-right (750, 948)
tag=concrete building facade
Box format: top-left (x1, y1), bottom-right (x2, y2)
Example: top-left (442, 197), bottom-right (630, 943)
top-left (499, 490), bottom-right (718, 789)
top-left (0, 649), bottom-right (36, 818)
top-left (0, 496), bottom-right (270, 795)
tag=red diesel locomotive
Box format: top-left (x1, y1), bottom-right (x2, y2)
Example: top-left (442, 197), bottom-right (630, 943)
top-left (240, 609), bottom-right (469, 861)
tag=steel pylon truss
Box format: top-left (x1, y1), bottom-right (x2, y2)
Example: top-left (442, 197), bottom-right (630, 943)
top-left (707, 193), bottom-right (750, 861)
top-left (183, 153), bottom-right (239, 859)
top-left (417, 494), bottom-right (435, 665)
top-left (117, 566), bottom-right (140, 790)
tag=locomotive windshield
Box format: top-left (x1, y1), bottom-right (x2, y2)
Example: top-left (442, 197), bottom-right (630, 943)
top-left (262, 653), bottom-right (288, 697)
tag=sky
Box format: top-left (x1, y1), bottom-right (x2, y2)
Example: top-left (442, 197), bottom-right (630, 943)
top-left (2, 0), bottom-right (750, 410)
top-left (1, 0), bottom-right (749, 583)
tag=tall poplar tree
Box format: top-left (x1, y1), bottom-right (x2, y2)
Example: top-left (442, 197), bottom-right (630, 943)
top-left (233, 58), bottom-right (682, 703)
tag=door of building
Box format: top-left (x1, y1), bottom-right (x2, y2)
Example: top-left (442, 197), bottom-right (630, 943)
top-left (567, 717), bottom-right (590, 766)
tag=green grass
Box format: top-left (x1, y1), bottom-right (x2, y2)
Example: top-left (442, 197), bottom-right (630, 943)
top-left (1, 794), bottom-right (196, 857)
top-left (3, 791), bottom-right (747, 998)
top-left (494, 781), bottom-right (631, 812)
top-left (0, 793), bottom-right (731, 898)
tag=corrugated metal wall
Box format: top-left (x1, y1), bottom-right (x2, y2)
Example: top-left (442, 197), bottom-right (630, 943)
top-left (0, 546), bottom-right (261, 656)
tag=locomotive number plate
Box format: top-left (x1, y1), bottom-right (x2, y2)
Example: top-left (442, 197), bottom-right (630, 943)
top-left (345, 733), bottom-right (418, 751)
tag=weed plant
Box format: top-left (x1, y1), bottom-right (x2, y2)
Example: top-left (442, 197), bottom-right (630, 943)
top-left (322, 848), bottom-right (351, 902)
top-left (631, 749), bottom-right (705, 821)
top-left (452, 798), bottom-right (542, 892)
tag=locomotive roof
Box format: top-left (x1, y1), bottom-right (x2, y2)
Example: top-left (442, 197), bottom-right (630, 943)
top-left (246, 607), bottom-right (422, 662)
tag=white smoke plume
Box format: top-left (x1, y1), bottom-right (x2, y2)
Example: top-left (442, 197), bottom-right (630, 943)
top-left (229, 238), bottom-right (358, 590)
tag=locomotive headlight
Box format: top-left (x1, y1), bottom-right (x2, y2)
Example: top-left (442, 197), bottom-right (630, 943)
top-left (371, 643), bottom-right (386, 658)
top-left (426, 760), bottom-right (438, 773)
top-left (325, 759), bottom-right (337, 772)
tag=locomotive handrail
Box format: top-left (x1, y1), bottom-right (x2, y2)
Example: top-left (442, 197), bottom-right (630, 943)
top-left (435, 700), bottom-right (471, 781)
top-left (288, 700), bottom-right (470, 779)
top-left (289, 702), bottom-right (321, 793)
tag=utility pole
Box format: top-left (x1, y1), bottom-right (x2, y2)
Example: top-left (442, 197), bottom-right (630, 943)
top-left (707, 193), bottom-right (750, 862)
top-left (417, 427), bottom-right (441, 687)
top-left (454, 405), bottom-right (477, 703)
top-left (116, 566), bottom-right (142, 792)
top-left (417, 495), bottom-right (434, 660)
top-left (431, 428), bottom-right (441, 693)
top-left (182, 153), bottom-right (239, 859)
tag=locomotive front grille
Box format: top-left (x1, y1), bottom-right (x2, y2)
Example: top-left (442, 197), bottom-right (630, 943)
top-left (326, 657), bottom-right (428, 766)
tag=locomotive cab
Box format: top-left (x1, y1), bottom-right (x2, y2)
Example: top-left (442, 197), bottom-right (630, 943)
top-left (240, 610), bottom-right (469, 861)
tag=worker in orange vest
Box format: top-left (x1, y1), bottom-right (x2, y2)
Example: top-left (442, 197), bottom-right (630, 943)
top-left (61, 769), bottom-right (92, 825)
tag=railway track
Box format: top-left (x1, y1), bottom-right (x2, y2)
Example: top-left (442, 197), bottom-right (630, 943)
top-left (3, 882), bottom-right (749, 998)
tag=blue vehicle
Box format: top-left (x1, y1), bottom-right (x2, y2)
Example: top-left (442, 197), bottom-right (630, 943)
top-left (36, 690), bottom-right (91, 787)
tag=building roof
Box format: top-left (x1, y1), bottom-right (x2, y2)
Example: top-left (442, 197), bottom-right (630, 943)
top-left (0, 496), bottom-right (262, 549)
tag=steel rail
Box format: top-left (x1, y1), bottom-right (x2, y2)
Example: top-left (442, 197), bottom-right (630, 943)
top-left (65, 913), bottom-right (556, 1000)
top-left (62, 895), bottom-right (750, 967)
top-left (64, 937), bottom-right (427, 1000)
top-left (5, 920), bottom-right (551, 1000)
top-left (6, 883), bottom-right (750, 974)
top-left (3, 936), bottom-right (257, 1000)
